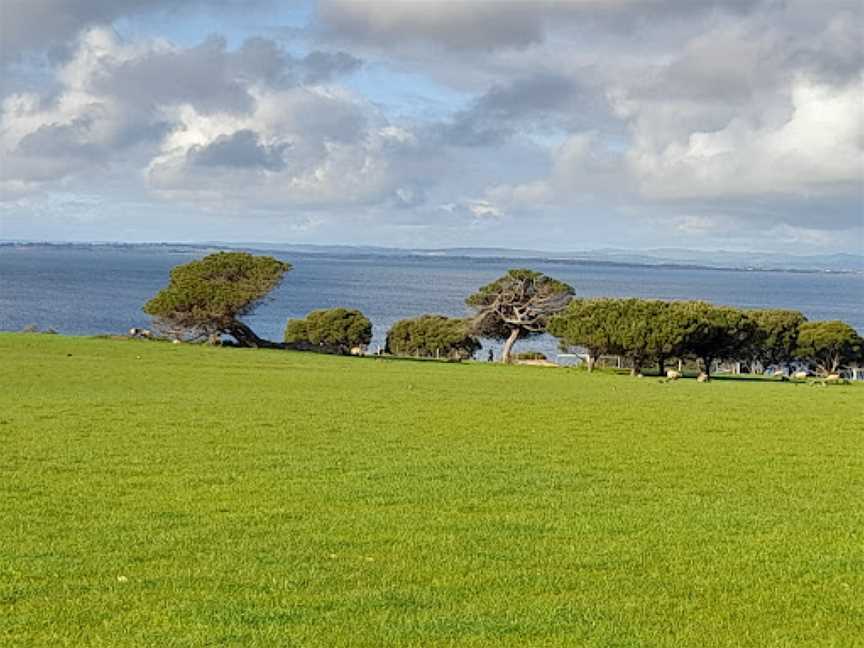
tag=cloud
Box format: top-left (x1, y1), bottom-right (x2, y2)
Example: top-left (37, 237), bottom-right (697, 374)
top-left (436, 73), bottom-right (607, 146)
top-left (0, 28), bottom-right (366, 187)
top-left (316, 0), bottom-right (763, 52)
top-left (626, 75), bottom-right (864, 202)
top-left (2, 0), bottom-right (861, 252)
top-left (317, 1), bottom-right (547, 51)
top-left (0, 0), bottom-right (269, 64)
top-left (144, 84), bottom-right (433, 210)
top-left (188, 129), bottom-right (288, 171)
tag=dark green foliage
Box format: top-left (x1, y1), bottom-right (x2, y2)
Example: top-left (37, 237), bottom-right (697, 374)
top-left (747, 309), bottom-right (807, 369)
top-left (144, 252), bottom-right (291, 347)
top-left (645, 300), bottom-right (699, 374)
top-left (284, 308), bottom-right (372, 354)
top-left (385, 315), bottom-right (481, 361)
top-left (551, 298), bottom-right (693, 375)
top-left (795, 320), bottom-right (863, 375)
top-left (466, 269), bottom-right (573, 363)
top-left (548, 298), bottom-right (624, 371)
top-left (551, 298), bottom-right (773, 377)
top-left (675, 301), bottom-right (760, 377)
top-left (610, 299), bottom-right (678, 375)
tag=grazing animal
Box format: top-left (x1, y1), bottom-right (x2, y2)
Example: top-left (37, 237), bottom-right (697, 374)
top-left (666, 370), bottom-right (682, 380)
top-left (697, 372), bottom-right (710, 383)
top-left (792, 371), bottom-right (808, 380)
top-left (825, 374), bottom-right (841, 382)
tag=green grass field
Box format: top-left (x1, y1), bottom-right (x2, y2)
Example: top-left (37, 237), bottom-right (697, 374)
top-left (1, 333), bottom-right (862, 647)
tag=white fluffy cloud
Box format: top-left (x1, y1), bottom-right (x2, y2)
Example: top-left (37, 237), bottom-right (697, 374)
top-left (626, 75), bottom-right (863, 200)
top-left (0, 28), bottom-right (429, 211)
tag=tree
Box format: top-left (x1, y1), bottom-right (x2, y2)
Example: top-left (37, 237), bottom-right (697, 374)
top-left (144, 252), bottom-right (290, 347)
top-left (548, 298), bottom-right (623, 371)
top-left (614, 299), bottom-right (681, 376)
top-left (284, 308), bottom-right (372, 354)
top-left (747, 309), bottom-right (807, 372)
top-left (795, 320), bottom-right (863, 375)
top-left (649, 301), bottom-right (698, 375)
top-left (466, 269), bottom-right (573, 363)
top-left (385, 315), bottom-right (481, 361)
top-left (677, 302), bottom-right (759, 378)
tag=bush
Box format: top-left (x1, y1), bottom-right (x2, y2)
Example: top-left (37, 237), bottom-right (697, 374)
top-left (385, 315), bottom-right (480, 361)
top-left (284, 308), bottom-right (372, 354)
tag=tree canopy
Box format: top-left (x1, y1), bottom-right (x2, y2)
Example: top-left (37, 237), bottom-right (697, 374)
top-left (466, 269), bottom-right (573, 363)
top-left (284, 308), bottom-right (372, 354)
top-left (550, 298), bottom-right (773, 377)
top-left (795, 320), bottom-right (862, 375)
top-left (675, 301), bottom-right (759, 377)
top-left (612, 299), bottom-right (682, 375)
top-left (549, 298), bottom-right (693, 374)
top-left (548, 298), bottom-right (623, 371)
top-left (144, 252), bottom-right (290, 347)
top-left (385, 315), bottom-right (480, 361)
top-left (746, 309), bottom-right (807, 370)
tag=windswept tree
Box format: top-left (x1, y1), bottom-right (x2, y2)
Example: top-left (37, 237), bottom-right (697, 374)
top-left (467, 269), bottom-right (573, 363)
top-left (385, 315), bottom-right (480, 361)
top-left (677, 302), bottom-right (759, 378)
top-left (284, 308), bottom-right (372, 354)
top-left (747, 309), bottom-right (807, 372)
top-left (795, 320), bottom-right (862, 375)
top-left (548, 298), bottom-right (623, 371)
top-left (144, 252), bottom-right (291, 347)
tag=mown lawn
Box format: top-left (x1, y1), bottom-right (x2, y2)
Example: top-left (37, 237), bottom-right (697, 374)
top-left (0, 333), bottom-right (862, 647)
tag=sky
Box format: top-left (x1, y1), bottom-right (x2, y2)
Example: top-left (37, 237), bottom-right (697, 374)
top-left (0, 0), bottom-right (861, 253)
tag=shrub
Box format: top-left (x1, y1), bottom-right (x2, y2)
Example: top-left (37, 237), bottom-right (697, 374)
top-left (386, 315), bottom-right (480, 361)
top-left (284, 308), bottom-right (372, 354)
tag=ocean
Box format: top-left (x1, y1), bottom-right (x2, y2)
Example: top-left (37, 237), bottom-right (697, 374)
top-left (1, 245), bottom-right (862, 359)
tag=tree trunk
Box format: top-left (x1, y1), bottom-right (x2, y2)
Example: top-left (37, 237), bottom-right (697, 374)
top-left (657, 355), bottom-right (666, 376)
top-left (226, 321), bottom-right (281, 348)
top-left (501, 328), bottom-right (521, 363)
top-left (701, 356), bottom-right (713, 378)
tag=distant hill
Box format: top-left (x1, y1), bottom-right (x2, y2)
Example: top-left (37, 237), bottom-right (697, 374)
top-left (3, 240), bottom-right (862, 273)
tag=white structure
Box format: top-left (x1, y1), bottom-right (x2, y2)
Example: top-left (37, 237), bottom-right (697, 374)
top-left (846, 367), bottom-right (864, 382)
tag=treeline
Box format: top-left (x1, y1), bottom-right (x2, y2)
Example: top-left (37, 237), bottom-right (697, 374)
top-left (549, 298), bottom-right (862, 377)
top-left (142, 252), bottom-right (863, 378)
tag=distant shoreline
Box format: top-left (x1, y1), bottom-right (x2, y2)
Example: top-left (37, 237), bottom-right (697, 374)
top-left (3, 240), bottom-right (862, 277)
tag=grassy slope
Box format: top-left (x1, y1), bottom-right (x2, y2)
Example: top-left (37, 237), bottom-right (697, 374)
top-left (0, 334), bottom-right (862, 647)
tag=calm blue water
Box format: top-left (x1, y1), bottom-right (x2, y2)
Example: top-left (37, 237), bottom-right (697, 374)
top-left (1, 245), bottom-right (862, 358)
